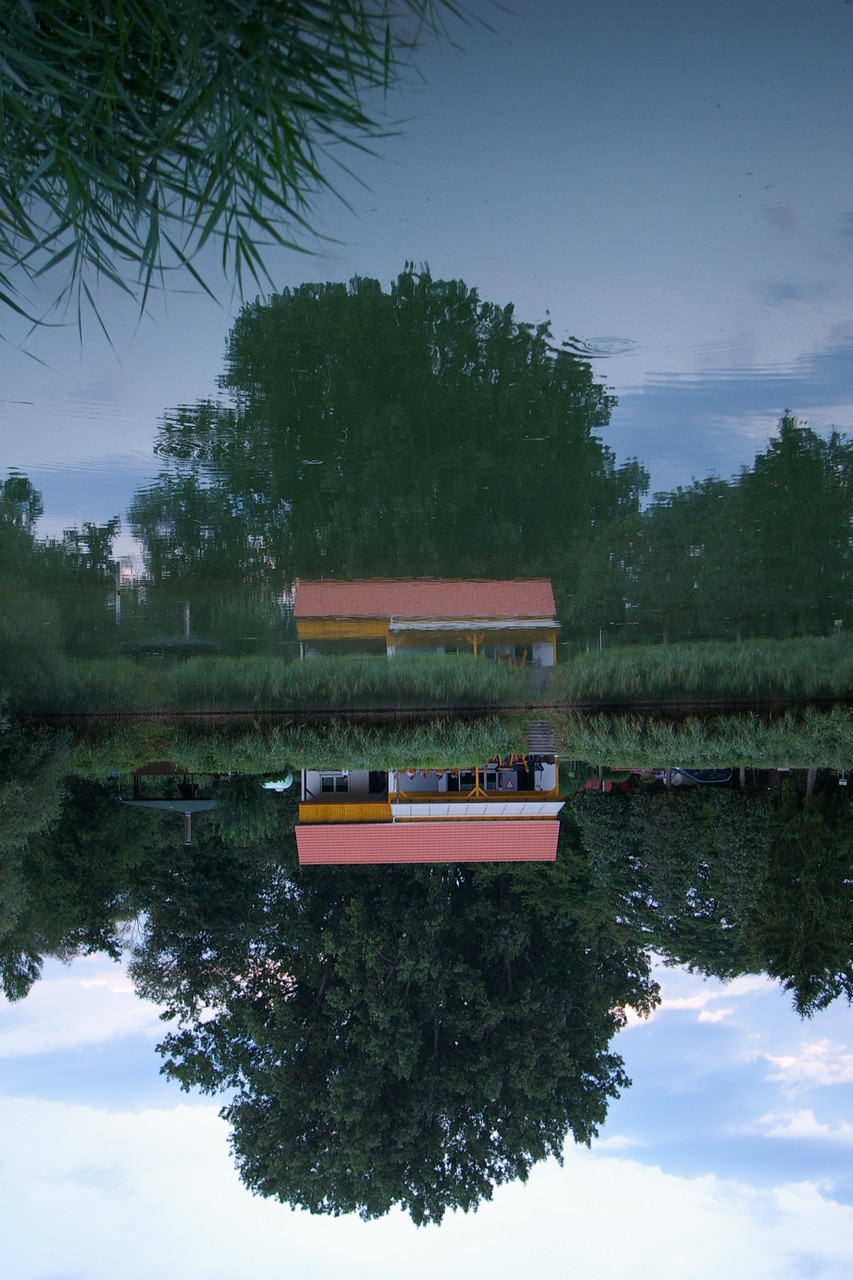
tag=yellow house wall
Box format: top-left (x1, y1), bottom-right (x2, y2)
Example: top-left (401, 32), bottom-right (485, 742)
top-left (394, 626), bottom-right (557, 650)
top-left (299, 801), bottom-right (393, 824)
top-left (297, 618), bottom-right (391, 642)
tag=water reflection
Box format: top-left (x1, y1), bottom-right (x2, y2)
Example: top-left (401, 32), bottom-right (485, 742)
top-left (2, 726), bottom-right (850, 1221)
top-left (1, 266), bottom-right (852, 1225)
top-left (3, 272), bottom-right (852, 683)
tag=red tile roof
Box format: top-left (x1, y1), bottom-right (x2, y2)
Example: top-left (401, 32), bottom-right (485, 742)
top-left (296, 820), bottom-right (559, 864)
top-left (294, 579), bottom-right (556, 620)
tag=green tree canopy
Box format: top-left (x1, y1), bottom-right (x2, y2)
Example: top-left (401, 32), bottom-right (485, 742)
top-left (753, 778), bottom-right (853, 1016)
top-left (135, 824), bottom-right (656, 1224)
top-left (572, 783), bottom-right (773, 980)
top-left (603, 415), bottom-right (853, 644)
top-left (129, 267), bottom-right (647, 609)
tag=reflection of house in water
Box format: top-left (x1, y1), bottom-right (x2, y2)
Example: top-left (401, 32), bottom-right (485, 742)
top-left (118, 761), bottom-right (219, 845)
top-left (295, 756), bottom-right (563, 864)
top-left (294, 579), bottom-right (559, 665)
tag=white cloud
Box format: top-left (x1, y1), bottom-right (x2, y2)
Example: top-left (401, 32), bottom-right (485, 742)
top-left (2, 1095), bottom-right (853, 1280)
top-left (760, 1040), bottom-right (853, 1090)
top-left (649, 968), bottom-right (774, 1023)
top-left (0, 955), bottom-right (165, 1058)
top-left (594, 1133), bottom-right (644, 1151)
top-left (699, 1007), bottom-right (734, 1024)
top-left (756, 1109), bottom-right (853, 1146)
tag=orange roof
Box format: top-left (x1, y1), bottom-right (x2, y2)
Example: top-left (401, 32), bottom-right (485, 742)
top-left (296, 820), bottom-right (559, 864)
top-left (294, 579), bottom-right (556, 620)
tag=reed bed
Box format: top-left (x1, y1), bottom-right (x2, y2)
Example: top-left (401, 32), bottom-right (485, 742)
top-left (17, 653), bottom-right (525, 717)
top-left (15, 634), bottom-right (853, 719)
top-left (551, 634), bottom-right (853, 704)
top-left (32, 699), bottom-right (853, 778)
top-left (66, 715), bottom-right (526, 779)
top-left (549, 704), bottom-right (853, 770)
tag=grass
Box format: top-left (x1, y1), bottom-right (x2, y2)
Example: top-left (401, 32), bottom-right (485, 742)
top-left (548, 704), bottom-right (853, 771)
top-left (48, 703), bottom-right (853, 779)
top-left (12, 652), bottom-right (525, 717)
top-left (11, 635), bottom-right (853, 719)
top-left (65, 714), bottom-right (527, 779)
top-left (550, 634), bottom-right (853, 705)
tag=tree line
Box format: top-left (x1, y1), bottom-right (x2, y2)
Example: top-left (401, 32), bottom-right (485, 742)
top-left (4, 269), bottom-right (852, 658)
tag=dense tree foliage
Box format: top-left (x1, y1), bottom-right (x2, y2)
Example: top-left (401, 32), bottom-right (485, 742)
top-left (0, 719), bottom-right (71, 997)
top-left (572, 784), bottom-right (772, 980)
top-left (602, 415), bottom-right (853, 644)
top-left (2, 768), bottom-right (658, 1222)
top-left (753, 779), bottom-right (853, 1016)
top-left (572, 772), bottom-right (853, 1016)
top-left (140, 825), bottom-right (656, 1224)
top-left (0, 471), bottom-right (127, 708)
top-left (0, 766), bottom-right (295, 1002)
top-left (129, 267), bottom-right (648, 614)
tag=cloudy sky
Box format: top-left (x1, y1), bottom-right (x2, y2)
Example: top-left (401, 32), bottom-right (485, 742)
top-left (2, 956), bottom-right (852, 1280)
top-left (1, 2), bottom-right (853, 1274)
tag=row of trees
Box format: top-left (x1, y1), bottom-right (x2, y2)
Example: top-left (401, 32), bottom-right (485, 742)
top-left (126, 272), bottom-right (852, 645)
top-left (0, 471), bottom-right (126, 706)
top-left (2, 734), bottom-right (851, 1218)
top-left (5, 271), bottom-right (852, 659)
top-left (129, 267), bottom-right (646, 604)
top-left (580, 415), bottom-right (853, 642)
top-left (572, 774), bottom-right (853, 1016)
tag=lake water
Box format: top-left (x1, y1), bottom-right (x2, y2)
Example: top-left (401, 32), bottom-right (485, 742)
top-left (1, 3), bottom-right (853, 1277)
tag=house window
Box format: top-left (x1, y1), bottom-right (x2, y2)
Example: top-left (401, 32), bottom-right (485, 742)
top-left (321, 774), bottom-right (349, 793)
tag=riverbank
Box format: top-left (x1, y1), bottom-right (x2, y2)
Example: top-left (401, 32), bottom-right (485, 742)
top-left (7, 634), bottom-right (853, 717)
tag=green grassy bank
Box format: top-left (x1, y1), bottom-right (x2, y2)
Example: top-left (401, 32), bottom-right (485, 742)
top-left (39, 703), bottom-right (853, 779)
top-left (8, 634), bottom-right (853, 718)
top-left (13, 652), bottom-right (525, 717)
top-left (552, 704), bottom-right (853, 771)
top-left (550, 633), bottom-right (853, 705)
top-left (65, 714), bottom-right (526, 778)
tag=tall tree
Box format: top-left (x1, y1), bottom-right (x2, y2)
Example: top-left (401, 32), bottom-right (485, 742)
top-left (572, 784), bottom-right (773, 980)
top-left (753, 777), bottom-right (853, 1016)
top-left (603, 415), bottom-right (853, 644)
top-left (139, 823), bottom-right (657, 1224)
top-left (130, 267), bottom-right (647, 611)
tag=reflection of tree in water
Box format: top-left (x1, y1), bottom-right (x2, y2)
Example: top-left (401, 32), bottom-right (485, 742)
top-left (129, 267), bottom-right (647, 617)
top-left (574, 783), bottom-right (771, 979)
top-left (136, 821), bottom-right (657, 1224)
top-left (127, 276), bottom-right (853, 646)
top-left (573, 772), bottom-right (853, 1016)
top-left (0, 744), bottom-right (656, 1222)
top-left (583, 414), bottom-right (853, 644)
top-left (2, 734), bottom-right (852, 1219)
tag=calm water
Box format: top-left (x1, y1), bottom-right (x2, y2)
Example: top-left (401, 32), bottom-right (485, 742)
top-left (2, 4), bottom-right (853, 1277)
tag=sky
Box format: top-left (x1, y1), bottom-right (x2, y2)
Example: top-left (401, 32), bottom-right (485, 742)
top-left (1, 1), bottom-right (853, 1275)
top-left (2, 956), bottom-right (852, 1280)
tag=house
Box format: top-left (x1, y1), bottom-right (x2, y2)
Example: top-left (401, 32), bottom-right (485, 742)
top-left (293, 578), bottom-right (560, 665)
top-left (295, 755), bottom-right (563, 864)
